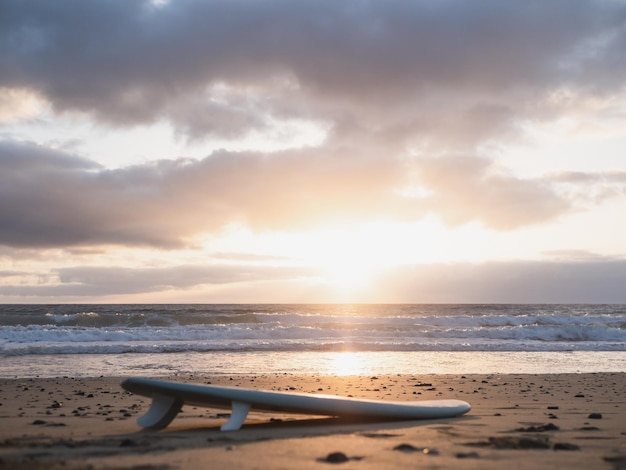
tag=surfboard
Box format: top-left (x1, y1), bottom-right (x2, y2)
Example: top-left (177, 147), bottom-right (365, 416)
top-left (121, 377), bottom-right (471, 431)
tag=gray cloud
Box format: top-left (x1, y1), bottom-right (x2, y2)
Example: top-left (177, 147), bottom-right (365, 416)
top-left (413, 156), bottom-right (571, 229)
top-left (0, 139), bottom-right (405, 248)
top-left (2, 0), bottom-right (626, 143)
top-left (2, 1), bottom-right (626, 249)
top-left (1, 140), bottom-right (583, 249)
top-left (0, 264), bottom-right (319, 297)
top-left (379, 258), bottom-right (626, 304)
top-left (549, 171), bottom-right (626, 183)
top-left (3, 259), bottom-right (625, 303)
top-left (547, 170), bottom-right (626, 203)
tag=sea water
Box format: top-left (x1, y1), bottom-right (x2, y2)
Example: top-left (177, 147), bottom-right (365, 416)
top-left (1, 304), bottom-right (625, 377)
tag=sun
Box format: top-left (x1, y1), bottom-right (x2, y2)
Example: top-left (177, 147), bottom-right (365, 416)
top-left (299, 228), bottom-right (387, 293)
top-left (325, 261), bottom-right (372, 291)
top-left (208, 219), bottom-right (473, 298)
top-left (305, 233), bottom-right (379, 290)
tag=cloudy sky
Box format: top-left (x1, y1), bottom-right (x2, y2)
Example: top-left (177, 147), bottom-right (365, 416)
top-left (1, 0), bottom-right (626, 303)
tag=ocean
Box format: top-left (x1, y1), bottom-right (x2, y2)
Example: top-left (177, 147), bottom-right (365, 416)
top-left (1, 304), bottom-right (625, 378)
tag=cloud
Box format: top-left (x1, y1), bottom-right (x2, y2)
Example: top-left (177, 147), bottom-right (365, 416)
top-left (3, 259), bottom-right (626, 303)
top-left (380, 258), bottom-right (626, 303)
top-left (2, 1), bottom-right (626, 250)
top-left (0, 87), bottom-right (46, 124)
top-left (547, 170), bottom-right (626, 203)
top-left (0, 139), bottom-right (405, 248)
top-left (211, 252), bottom-right (293, 262)
top-left (1, 140), bottom-right (584, 249)
top-left (2, 0), bottom-right (626, 144)
top-left (0, 264), bottom-right (319, 297)
top-left (413, 156), bottom-right (571, 229)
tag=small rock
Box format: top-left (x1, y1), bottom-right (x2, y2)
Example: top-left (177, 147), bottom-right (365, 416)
top-left (393, 443), bottom-right (421, 453)
top-left (554, 443), bottom-right (580, 451)
top-left (516, 423), bottom-right (559, 432)
top-left (361, 432), bottom-right (400, 439)
top-left (323, 452), bottom-right (349, 463)
top-left (488, 436), bottom-right (550, 449)
top-left (588, 413), bottom-right (602, 419)
top-left (456, 452), bottom-right (480, 459)
top-left (574, 394), bottom-right (585, 398)
top-left (119, 438), bottom-right (137, 447)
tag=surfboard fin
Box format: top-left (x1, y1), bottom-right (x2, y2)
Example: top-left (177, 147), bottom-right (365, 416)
top-left (137, 393), bottom-right (183, 430)
top-left (221, 401), bottom-right (251, 431)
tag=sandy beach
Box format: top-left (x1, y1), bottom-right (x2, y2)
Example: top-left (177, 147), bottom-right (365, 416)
top-left (0, 373), bottom-right (624, 469)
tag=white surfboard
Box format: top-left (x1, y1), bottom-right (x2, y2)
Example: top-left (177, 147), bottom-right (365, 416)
top-left (121, 377), bottom-right (471, 431)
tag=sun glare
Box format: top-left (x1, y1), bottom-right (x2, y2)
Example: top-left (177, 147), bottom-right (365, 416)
top-left (325, 262), bottom-right (372, 291)
top-left (291, 221), bottom-right (448, 292)
top-left (328, 352), bottom-right (366, 376)
top-left (197, 218), bottom-right (498, 301)
top-left (324, 352), bottom-right (395, 376)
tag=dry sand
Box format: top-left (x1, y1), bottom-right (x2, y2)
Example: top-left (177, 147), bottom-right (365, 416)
top-left (0, 373), bottom-right (624, 469)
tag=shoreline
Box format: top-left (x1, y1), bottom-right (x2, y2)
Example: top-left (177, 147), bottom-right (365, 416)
top-left (1, 373), bottom-right (625, 469)
top-left (2, 350), bottom-right (626, 378)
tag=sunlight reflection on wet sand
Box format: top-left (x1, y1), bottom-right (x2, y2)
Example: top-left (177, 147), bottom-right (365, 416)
top-left (2, 350), bottom-right (625, 378)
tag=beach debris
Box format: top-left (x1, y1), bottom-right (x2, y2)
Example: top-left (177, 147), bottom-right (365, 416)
top-left (318, 452), bottom-right (364, 464)
top-left (392, 443), bottom-right (439, 455)
top-left (324, 452), bottom-right (349, 463)
top-left (393, 443), bottom-right (422, 453)
top-left (553, 442), bottom-right (580, 451)
top-left (465, 436), bottom-right (550, 449)
top-left (456, 451), bottom-right (480, 459)
top-left (33, 419), bottom-right (68, 427)
top-left (119, 438), bottom-right (139, 447)
top-left (492, 436), bottom-right (550, 449)
top-left (360, 432), bottom-right (401, 439)
top-left (603, 455), bottom-right (626, 466)
top-left (515, 423), bottom-right (559, 432)
top-left (588, 413), bottom-right (603, 419)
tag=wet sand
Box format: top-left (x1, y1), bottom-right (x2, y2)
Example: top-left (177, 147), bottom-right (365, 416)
top-left (0, 373), bottom-right (624, 469)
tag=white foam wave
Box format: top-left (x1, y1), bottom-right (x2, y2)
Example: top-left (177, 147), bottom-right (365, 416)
top-left (44, 311), bottom-right (100, 323)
